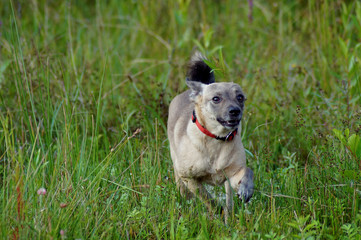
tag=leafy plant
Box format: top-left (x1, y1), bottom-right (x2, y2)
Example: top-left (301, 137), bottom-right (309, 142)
top-left (333, 128), bottom-right (361, 162)
top-left (287, 214), bottom-right (320, 239)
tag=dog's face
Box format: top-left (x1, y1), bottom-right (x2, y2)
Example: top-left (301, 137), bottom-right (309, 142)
top-left (187, 80), bottom-right (246, 132)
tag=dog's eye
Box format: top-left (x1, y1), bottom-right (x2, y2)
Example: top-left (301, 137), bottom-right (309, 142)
top-left (212, 96), bottom-right (221, 103)
top-left (237, 94), bottom-right (245, 101)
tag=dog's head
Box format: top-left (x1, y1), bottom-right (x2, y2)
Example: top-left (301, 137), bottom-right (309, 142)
top-left (186, 54), bottom-right (246, 136)
top-left (187, 80), bottom-right (246, 133)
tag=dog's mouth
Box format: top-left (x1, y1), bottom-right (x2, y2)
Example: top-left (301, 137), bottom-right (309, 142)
top-left (217, 118), bottom-right (241, 128)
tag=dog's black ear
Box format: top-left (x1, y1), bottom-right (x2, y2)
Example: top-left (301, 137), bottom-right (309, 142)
top-left (186, 78), bottom-right (204, 101)
top-left (187, 52), bottom-right (215, 84)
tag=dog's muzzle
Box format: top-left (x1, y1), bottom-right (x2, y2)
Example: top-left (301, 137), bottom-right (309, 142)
top-left (217, 106), bottom-right (242, 128)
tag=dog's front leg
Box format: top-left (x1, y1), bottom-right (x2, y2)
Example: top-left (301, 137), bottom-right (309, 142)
top-left (237, 167), bottom-right (254, 202)
top-left (225, 180), bottom-right (233, 224)
top-left (182, 178), bottom-right (217, 213)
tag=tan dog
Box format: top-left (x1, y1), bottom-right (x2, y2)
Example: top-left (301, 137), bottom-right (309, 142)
top-left (167, 52), bottom-right (254, 220)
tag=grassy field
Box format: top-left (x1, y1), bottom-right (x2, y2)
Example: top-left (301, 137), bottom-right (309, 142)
top-left (1, 0), bottom-right (361, 239)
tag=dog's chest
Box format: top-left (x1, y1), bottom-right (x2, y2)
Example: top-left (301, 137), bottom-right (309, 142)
top-left (198, 170), bottom-right (228, 185)
top-left (195, 144), bottom-right (234, 184)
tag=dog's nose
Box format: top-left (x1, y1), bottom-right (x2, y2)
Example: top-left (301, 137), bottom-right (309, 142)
top-left (229, 106), bottom-right (241, 116)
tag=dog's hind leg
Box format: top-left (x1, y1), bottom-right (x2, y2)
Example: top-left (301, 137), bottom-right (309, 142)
top-left (182, 178), bottom-right (218, 213)
top-left (174, 169), bottom-right (193, 199)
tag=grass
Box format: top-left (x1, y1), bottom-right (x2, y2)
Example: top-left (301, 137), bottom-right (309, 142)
top-left (0, 0), bottom-right (361, 239)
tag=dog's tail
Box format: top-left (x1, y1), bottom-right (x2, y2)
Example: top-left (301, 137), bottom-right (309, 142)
top-left (186, 51), bottom-right (215, 84)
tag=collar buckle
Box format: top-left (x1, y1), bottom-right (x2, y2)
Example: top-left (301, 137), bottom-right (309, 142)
top-left (225, 130), bottom-right (235, 141)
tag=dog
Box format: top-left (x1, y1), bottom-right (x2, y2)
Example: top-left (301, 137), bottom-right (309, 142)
top-left (167, 52), bottom-right (254, 220)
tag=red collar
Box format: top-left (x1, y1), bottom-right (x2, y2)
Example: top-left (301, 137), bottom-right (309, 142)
top-left (192, 111), bottom-right (238, 141)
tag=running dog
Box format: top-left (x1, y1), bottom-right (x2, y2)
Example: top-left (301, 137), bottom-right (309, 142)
top-left (167, 52), bottom-right (254, 219)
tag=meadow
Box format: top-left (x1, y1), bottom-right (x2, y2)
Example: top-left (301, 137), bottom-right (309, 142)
top-left (0, 0), bottom-right (360, 239)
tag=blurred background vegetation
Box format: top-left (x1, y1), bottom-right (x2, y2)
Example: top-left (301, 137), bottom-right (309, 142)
top-left (0, 0), bottom-right (360, 239)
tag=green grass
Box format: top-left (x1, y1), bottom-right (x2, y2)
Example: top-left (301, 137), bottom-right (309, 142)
top-left (1, 0), bottom-right (361, 239)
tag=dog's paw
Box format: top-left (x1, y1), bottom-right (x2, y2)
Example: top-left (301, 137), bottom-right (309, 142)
top-left (237, 169), bottom-right (254, 203)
